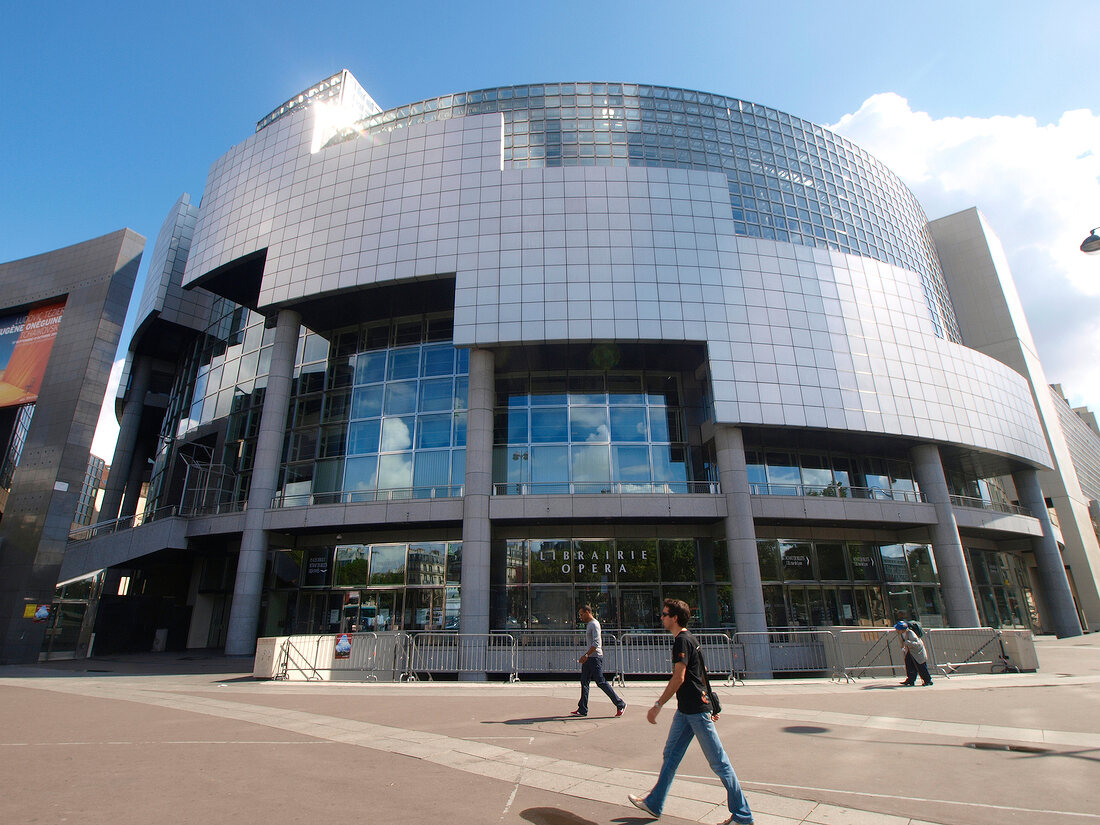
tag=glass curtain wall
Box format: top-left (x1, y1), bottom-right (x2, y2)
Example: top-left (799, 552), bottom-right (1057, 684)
top-left (279, 314), bottom-right (467, 505)
top-left (966, 548), bottom-right (1038, 629)
top-left (264, 542), bottom-right (462, 635)
top-left (489, 538), bottom-right (732, 631)
top-left (757, 539), bottom-right (942, 628)
top-left (494, 371), bottom-right (707, 494)
top-left (746, 449), bottom-right (920, 501)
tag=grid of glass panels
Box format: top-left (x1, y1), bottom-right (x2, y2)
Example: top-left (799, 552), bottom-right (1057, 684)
top-left (966, 548), bottom-right (1038, 629)
top-left (757, 539), bottom-right (941, 627)
top-left (337, 83), bottom-right (960, 343)
top-left (493, 371), bottom-right (707, 494)
top-left (264, 542), bottom-right (461, 634)
top-left (0, 402), bottom-right (35, 490)
top-left (279, 315), bottom-right (468, 505)
top-left (745, 449), bottom-right (920, 501)
top-left (491, 538), bottom-right (731, 631)
top-left (146, 298), bottom-right (271, 513)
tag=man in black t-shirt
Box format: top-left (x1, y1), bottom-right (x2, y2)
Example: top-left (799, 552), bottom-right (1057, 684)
top-left (627, 599), bottom-right (754, 825)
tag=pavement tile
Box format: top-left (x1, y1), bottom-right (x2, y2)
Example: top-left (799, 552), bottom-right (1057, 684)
top-left (804, 803), bottom-right (910, 825)
top-left (520, 769), bottom-right (586, 793)
top-left (749, 793), bottom-right (818, 818)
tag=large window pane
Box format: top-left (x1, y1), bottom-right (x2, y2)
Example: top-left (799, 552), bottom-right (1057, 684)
top-left (377, 453), bottom-right (413, 490)
top-left (613, 445), bottom-right (651, 483)
top-left (407, 543), bottom-right (446, 585)
top-left (660, 539), bottom-right (697, 582)
top-left (573, 539), bottom-right (614, 583)
top-left (570, 407), bottom-right (609, 443)
top-left (530, 539), bottom-right (572, 583)
top-left (419, 378), bottom-right (453, 411)
top-left (529, 587), bottom-right (573, 629)
top-left (780, 541), bottom-right (813, 581)
top-left (413, 450), bottom-right (450, 493)
top-left (387, 347), bottom-right (419, 380)
top-left (572, 445), bottom-right (611, 491)
top-left (417, 415), bottom-right (452, 448)
top-left (610, 407), bottom-right (647, 442)
top-left (616, 539), bottom-right (658, 582)
top-left (879, 544), bottom-right (909, 581)
top-left (369, 544), bottom-right (406, 585)
top-left (343, 455), bottom-right (378, 494)
top-left (530, 407), bottom-right (568, 442)
top-left (334, 545), bottom-right (370, 586)
top-left (815, 542), bottom-right (848, 580)
top-left (354, 351), bottom-right (386, 385)
top-left (381, 417), bottom-right (414, 451)
top-left (351, 385), bottom-right (383, 418)
top-left (531, 445), bottom-right (569, 493)
top-left (384, 381), bottom-right (417, 415)
top-left (348, 419), bottom-right (381, 455)
top-left (421, 344), bottom-right (454, 376)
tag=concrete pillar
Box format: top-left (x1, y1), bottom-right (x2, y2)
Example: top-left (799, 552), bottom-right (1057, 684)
top-left (910, 443), bottom-right (981, 627)
top-left (224, 309), bottom-right (300, 656)
top-left (99, 356), bottom-right (152, 523)
top-left (714, 426), bottom-right (771, 677)
top-left (1013, 469), bottom-right (1082, 637)
top-left (460, 348), bottom-right (493, 680)
top-left (118, 437), bottom-right (151, 521)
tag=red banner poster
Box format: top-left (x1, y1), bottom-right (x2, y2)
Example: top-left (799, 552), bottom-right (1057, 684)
top-left (0, 301), bottom-right (65, 408)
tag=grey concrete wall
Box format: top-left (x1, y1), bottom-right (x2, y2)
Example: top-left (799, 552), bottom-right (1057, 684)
top-left (0, 229), bottom-right (144, 663)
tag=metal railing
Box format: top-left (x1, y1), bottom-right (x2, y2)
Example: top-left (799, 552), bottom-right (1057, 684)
top-left (492, 481), bottom-right (720, 495)
top-left (68, 505), bottom-right (182, 542)
top-left (748, 484), bottom-right (923, 502)
top-left (67, 500), bottom-right (248, 542)
top-left (273, 486), bottom-right (465, 507)
top-left (261, 626), bottom-right (1034, 683)
top-left (948, 495), bottom-right (1031, 516)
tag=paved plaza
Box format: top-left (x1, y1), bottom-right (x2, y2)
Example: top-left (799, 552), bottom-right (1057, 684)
top-left (1, 634), bottom-right (1098, 825)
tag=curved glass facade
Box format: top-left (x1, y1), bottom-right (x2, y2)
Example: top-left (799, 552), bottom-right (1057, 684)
top-left (339, 83), bottom-right (960, 342)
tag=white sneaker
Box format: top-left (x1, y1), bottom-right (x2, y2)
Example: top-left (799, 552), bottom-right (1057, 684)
top-left (628, 794), bottom-right (658, 818)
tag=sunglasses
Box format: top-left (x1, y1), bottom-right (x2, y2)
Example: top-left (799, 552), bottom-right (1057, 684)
top-left (660, 611), bottom-right (671, 617)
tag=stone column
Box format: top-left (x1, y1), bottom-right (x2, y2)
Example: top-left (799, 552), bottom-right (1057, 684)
top-left (99, 355), bottom-right (151, 523)
top-left (1013, 469), bottom-right (1082, 637)
top-left (714, 426), bottom-right (771, 677)
top-left (224, 309), bottom-right (300, 656)
top-left (460, 348), bottom-right (494, 680)
top-left (910, 443), bottom-right (981, 627)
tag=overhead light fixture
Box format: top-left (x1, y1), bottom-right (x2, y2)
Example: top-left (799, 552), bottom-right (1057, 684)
top-left (1081, 227), bottom-right (1100, 254)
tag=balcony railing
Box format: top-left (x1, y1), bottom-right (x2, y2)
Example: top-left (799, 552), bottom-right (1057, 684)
top-left (67, 500), bottom-right (247, 543)
top-left (491, 481), bottom-right (720, 496)
top-left (948, 494), bottom-right (1032, 517)
top-left (273, 486), bottom-right (466, 508)
top-left (748, 483), bottom-right (924, 503)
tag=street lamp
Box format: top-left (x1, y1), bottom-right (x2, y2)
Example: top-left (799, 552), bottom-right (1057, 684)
top-left (1082, 227), bottom-right (1100, 254)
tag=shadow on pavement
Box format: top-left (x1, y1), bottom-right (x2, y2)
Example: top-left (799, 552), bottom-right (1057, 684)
top-left (483, 715), bottom-right (609, 725)
top-left (521, 808), bottom-right (652, 825)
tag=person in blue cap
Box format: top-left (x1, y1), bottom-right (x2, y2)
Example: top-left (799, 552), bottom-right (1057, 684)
top-left (895, 621), bottom-right (933, 686)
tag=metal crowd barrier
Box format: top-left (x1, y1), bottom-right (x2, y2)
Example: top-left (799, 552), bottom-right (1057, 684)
top-left (262, 626), bottom-right (1034, 682)
top-left (405, 632), bottom-right (518, 681)
top-left (733, 630), bottom-right (842, 680)
top-left (836, 628), bottom-right (904, 680)
top-left (925, 627), bottom-right (1003, 676)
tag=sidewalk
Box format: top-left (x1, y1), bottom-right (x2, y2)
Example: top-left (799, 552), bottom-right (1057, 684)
top-left (2, 634), bottom-right (1098, 825)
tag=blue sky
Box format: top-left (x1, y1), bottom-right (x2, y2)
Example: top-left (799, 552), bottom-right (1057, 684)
top-left (2, 1), bottom-right (1098, 456)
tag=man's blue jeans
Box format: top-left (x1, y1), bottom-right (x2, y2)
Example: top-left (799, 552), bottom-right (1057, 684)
top-left (644, 709), bottom-right (753, 824)
top-left (577, 655), bottom-right (624, 715)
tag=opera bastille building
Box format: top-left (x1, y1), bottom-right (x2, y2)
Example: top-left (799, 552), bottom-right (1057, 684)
top-left (16, 70), bottom-right (1099, 665)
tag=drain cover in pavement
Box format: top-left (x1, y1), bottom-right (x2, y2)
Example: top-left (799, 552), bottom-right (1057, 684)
top-left (966, 742), bottom-right (1050, 753)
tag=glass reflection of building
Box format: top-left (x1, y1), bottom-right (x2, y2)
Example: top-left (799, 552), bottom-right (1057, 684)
top-left (69, 71), bottom-right (1095, 660)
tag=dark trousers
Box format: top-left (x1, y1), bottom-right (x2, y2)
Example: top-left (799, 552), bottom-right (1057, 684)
top-left (903, 652), bottom-right (933, 685)
top-left (578, 655), bottom-right (624, 714)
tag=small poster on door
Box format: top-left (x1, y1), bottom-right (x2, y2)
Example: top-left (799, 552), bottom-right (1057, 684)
top-left (334, 633), bottom-right (352, 659)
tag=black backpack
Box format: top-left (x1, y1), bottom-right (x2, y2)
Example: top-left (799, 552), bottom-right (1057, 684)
top-left (907, 620), bottom-right (924, 638)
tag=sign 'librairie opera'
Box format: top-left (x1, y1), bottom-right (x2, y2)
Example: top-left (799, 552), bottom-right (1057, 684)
top-left (0, 301), bottom-right (65, 408)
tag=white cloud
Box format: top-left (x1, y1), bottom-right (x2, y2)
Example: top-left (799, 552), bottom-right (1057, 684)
top-left (829, 94), bottom-right (1100, 411)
